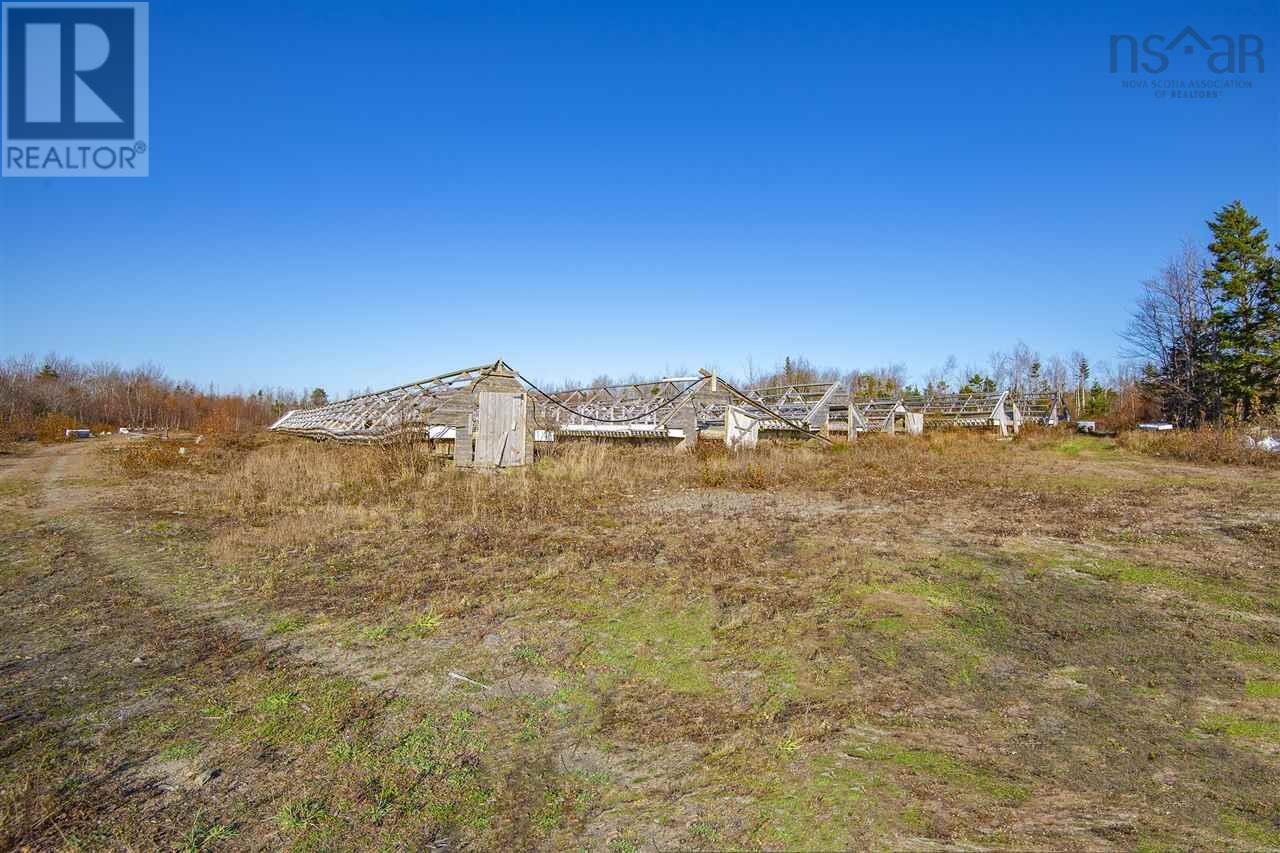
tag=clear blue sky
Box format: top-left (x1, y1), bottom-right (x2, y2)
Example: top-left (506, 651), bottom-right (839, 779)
top-left (2, 0), bottom-right (1277, 394)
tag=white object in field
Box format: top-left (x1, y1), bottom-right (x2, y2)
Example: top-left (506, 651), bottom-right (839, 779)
top-left (724, 405), bottom-right (761, 451)
top-left (64, 428), bottom-right (91, 439)
top-left (118, 427), bottom-right (129, 434)
top-left (1138, 422), bottom-right (1174, 432)
top-left (1077, 420), bottom-right (1097, 433)
top-left (1244, 435), bottom-right (1280, 453)
top-left (904, 412), bottom-right (924, 435)
top-left (178, 447), bottom-right (187, 455)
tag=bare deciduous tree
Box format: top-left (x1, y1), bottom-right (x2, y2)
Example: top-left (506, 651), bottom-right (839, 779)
top-left (1122, 240), bottom-right (1215, 425)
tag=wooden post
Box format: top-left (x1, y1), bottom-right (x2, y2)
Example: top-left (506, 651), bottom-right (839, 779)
top-left (454, 419), bottom-right (473, 467)
top-left (671, 399), bottom-right (698, 451)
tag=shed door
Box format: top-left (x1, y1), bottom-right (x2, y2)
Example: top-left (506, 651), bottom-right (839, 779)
top-left (476, 391), bottom-right (527, 467)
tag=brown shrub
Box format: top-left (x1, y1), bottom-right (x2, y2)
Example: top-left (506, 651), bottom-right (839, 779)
top-left (35, 413), bottom-right (78, 443)
top-left (107, 440), bottom-right (193, 477)
top-left (1118, 427), bottom-right (1280, 467)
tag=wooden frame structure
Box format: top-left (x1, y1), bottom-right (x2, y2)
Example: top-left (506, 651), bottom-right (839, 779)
top-left (270, 358), bottom-right (1074, 465)
top-left (1009, 391), bottom-right (1070, 426)
top-left (533, 377), bottom-right (706, 447)
top-left (901, 391), bottom-right (1020, 435)
top-left (695, 380), bottom-right (838, 435)
top-left (535, 376), bottom-right (837, 446)
top-left (270, 360), bottom-right (534, 467)
top-left (848, 397), bottom-right (912, 433)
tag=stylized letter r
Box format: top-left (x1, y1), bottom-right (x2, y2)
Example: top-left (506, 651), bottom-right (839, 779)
top-left (23, 22), bottom-right (122, 124)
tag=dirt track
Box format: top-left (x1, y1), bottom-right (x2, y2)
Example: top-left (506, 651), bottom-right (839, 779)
top-left (0, 443), bottom-right (456, 847)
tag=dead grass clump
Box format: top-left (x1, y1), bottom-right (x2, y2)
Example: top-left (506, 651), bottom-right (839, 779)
top-left (601, 681), bottom-right (745, 743)
top-left (685, 431), bottom-right (1015, 499)
top-left (221, 440), bottom-right (435, 516)
top-left (1119, 428), bottom-right (1280, 467)
top-left (107, 439), bottom-right (194, 477)
top-left (220, 438), bottom-right (668, 525)
top-left (833, 432), bottom-right (1003, 499)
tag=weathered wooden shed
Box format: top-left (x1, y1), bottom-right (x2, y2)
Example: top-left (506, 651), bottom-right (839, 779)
top-left (270, 360), bottom-right (534, 468)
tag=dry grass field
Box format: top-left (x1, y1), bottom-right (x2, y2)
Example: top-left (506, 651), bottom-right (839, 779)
top-left (2, 429), bottom-right (1279, 850)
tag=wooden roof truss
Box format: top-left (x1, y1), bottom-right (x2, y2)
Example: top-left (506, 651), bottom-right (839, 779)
top-left (269, 360), bottom-right (512, 441)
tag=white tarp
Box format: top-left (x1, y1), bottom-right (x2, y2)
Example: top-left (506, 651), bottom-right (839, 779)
top-left (1245, 435), bottom-right (1280, 453)
top-left (725, 405), bottom-right (761, 451)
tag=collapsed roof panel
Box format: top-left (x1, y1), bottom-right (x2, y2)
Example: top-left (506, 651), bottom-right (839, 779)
top-left (270, 360), bottom-right (516, 441)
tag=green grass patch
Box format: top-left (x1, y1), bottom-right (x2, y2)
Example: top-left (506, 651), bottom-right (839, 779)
top-left (513, 644), bottom-right (545, 667)
top-left (276, 798), bottom-right (328, 831)
top-left (751, 756), bottom-right (883, 849)
top-left (180, 810), bottom-right (237, 851)
top-left (885, 573), bottom-right (1006, 681)
top-left (266, 616), bottom-right (302, 636)
top-left (528, 770), bottom-right (606, 837)
top-left (360, 623), bottom-right (396, 642)
top-left (1053, 437), bottom-right (1092, 457)
top-left (1220, 811), bottom-right (1280, 847)
top-left (846, 738), bottom-right (1028, 805)
top-left (689, 820), bottom-right (721, 845)
top-left (1200, 713), bottom-right (1280, 744)
top-left (1219, 639), bottom-right (1280, 671)
top-left (1246, 679), bottom-right (1280, 699)
top-left (1075, 558), bottom-right (1258, 611)
top-left (211, 673), bottom-right (495, 842)
top-left (585, 600), bottom-right (717, 693)
top-left (159, 740), bottom-right (201, 761)
top-left (407, 608), bottom-right (443, 638)
top-left (220, 676), bottom-right (363, 746)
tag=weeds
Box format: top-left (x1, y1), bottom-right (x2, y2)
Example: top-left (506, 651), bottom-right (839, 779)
top-left (159, 740), bottom-right (201, 761)
top-left (1200, 714), bottom-right (1280, 744)
top-left (1119, 427), bottom-right (1280, 467)
top-left (1245, 679), bottom-right (1280, 698)
top-left (267, 616), bottom-right (302, 636)
top-left (276, 798), bottom-right (328, 831)
top-left (408, 608), bottom-right (443, 637)
top-left (1220, 810), bottom-right (1280, 847)
top-left (179, 811), bottom-right (236, 851)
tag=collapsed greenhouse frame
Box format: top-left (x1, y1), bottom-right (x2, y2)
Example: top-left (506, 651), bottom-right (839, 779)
top-left (270, 358), bottom-right (1072, 467)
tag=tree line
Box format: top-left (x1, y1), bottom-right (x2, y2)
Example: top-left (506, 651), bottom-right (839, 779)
top-left (1126, 200), bottom-right (1280, 426)
top-left (0, 353), bottom-right (321, 441)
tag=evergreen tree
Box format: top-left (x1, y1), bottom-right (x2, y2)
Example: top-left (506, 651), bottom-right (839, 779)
top-left (1076, 356), bottom-right (1089, 419)
top-left (1204, 201), bottom-right (1276, 420)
